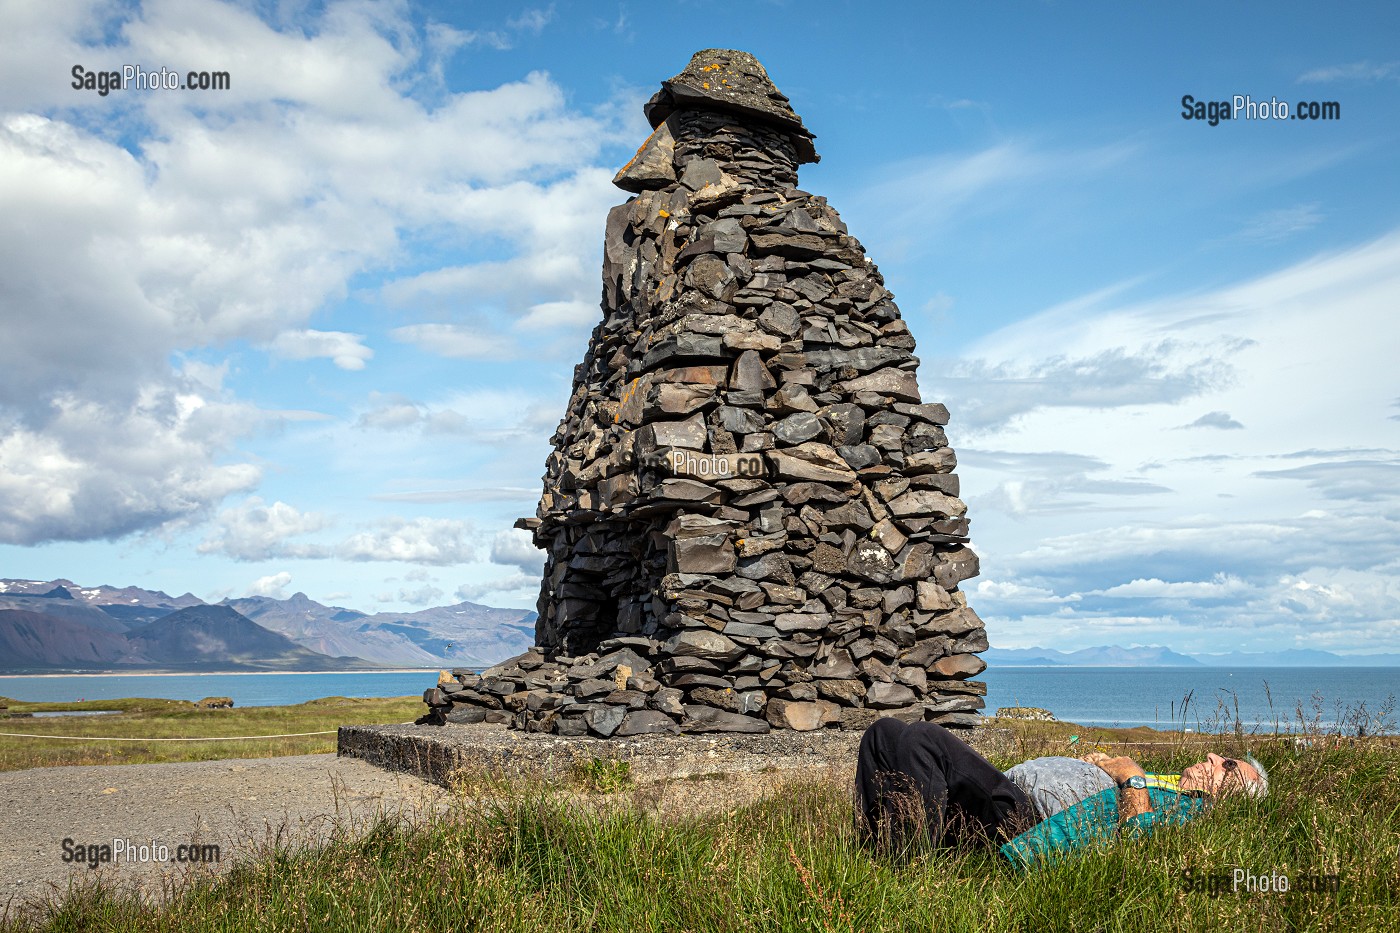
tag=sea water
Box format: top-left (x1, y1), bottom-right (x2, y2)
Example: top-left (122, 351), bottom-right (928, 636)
top-left (1, 667), bottom-right (1395, 732)
top-left (981, 666), bottom-right (1398, 731)
top-left (0, 671), bottom-right (440, 708)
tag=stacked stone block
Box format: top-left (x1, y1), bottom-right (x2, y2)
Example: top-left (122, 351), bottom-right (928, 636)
top-left (422, 49), bottom-right (988, 736)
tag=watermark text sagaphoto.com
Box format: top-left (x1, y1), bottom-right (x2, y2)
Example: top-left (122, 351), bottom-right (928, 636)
top-left (72, 65), bottom-right (230, 96)
top-left (1181, 94), bottom-right (1340, 126)
top-left (61, 837), bottom-right (221, 869)
top-left (1182, 868), bottom-right (1341, 897)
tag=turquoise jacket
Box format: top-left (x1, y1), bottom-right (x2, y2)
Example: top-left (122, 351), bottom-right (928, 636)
top-left (999, 784), bottom-right (1208, 870)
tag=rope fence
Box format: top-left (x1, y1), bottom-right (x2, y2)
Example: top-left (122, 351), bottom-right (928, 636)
top-left (1083, 738), bottom-right (1314, 747)
top-left (0, 730), bottom-right (339, 741)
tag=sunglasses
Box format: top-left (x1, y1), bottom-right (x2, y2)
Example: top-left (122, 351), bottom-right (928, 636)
top-left (1222, 758), bottom-right (1240, 772)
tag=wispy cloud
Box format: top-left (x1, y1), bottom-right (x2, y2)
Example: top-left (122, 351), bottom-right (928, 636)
top-left (932, 340), bottom-right (1245, 432)
top-left (388, 286), bottom-right (590, 359)
top-left (456, 574), bottom-right (539, 603)
top-left (1254, 457), bottom-right (1400, 502)
top-left (860, 140), bottom-right (1139, 239)
top-left (949, 230), bottom-right (1400, 651)
top-left (962, 449), bottom-right (1171, 517)
top-left (1297, 60), bottom-right (1399, 83)
top-left (370, 488), bottom-right (538, 504)
top-left (1233, 203), bottom-right (1323, 243)
top-left (507, 7), bottom-right (556, 34)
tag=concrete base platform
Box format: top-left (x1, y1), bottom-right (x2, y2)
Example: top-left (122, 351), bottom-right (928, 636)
top-left (338, 721), bottom-right (1011, 788)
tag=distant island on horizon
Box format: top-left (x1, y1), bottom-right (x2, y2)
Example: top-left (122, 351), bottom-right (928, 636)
top-left (3, 577), bottom-right (1397, 674)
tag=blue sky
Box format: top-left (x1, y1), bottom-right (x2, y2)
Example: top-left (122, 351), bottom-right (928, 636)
top-left (1, 0), bottom-right (1398, 655)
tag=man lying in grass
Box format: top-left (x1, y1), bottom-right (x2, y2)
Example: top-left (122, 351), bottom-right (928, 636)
top-left (855, 718), bottom-right (1268, 868)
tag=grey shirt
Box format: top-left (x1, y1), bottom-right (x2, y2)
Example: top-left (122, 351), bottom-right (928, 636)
top-left (1004, 756), bottom-right (1115, 820)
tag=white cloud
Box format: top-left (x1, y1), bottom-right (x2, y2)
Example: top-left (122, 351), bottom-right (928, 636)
top-left (1260, 571), bottom-right (1400, 629)
top-left (0, 1), bottom-right (625, 545)
top-left (1276, 577), bottom-right (1353, 614)
top-left (338, 517), bottom-right (476, 565)
top-left (389, 324), bottom-right (518, 361)
top-left (199, 497), bottom-right (331, 561)
top-left (989, 609), bottom-right (1188, 652)
top-left (0, 384), bottom-right (260, 545)
top-left (380, 168), bottom-right (619, 356)
top-left (199, 501), bottom-right (492, 568)
top-left (456, 573), bottom-right (538, 603)
top-left (396, 583), bottom-right (445, 606)
top-left (973, 579), bottom-right (1078, 603)
top-left (1093, 574), bottom-right (1251, 600)
top-left (490, 528), bottom-right (544, 574)
top-left (356, 398), bottom-right (427, 432)
top-left (246, 571), bottom-right (292, 599)
top-left (355, 393), bottom-right (473, 434)
top-left (268, 330), bottom-right (373, 370)
top-left (517, 298), bottom-right (595, 331)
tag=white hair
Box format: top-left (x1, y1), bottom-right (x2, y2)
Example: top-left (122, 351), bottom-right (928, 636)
top-left (1239, 755), bottom-right (1269, 799)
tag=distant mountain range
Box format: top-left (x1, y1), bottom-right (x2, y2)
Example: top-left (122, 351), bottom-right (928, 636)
top-left (0, 578), bottom-right (536, 673)
top-left (4, 577), bottom-right (1394, 673)
top-left (221, 592), bottom-right (534, 667)
top-left (984, 645), bottom-right (1400, 667)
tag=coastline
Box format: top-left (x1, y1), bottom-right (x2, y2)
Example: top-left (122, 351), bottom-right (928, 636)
top-left (0, 669), bottom-right (444, 678)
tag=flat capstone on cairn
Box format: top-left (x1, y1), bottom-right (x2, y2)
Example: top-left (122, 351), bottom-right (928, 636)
top-left (421, 49), bottom-right (989, 738)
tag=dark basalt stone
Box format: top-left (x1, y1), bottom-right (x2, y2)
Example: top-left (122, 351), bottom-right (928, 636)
top-left (644, 49), bottom-right (818, 165)
top-left (422, 49), bottom-right (987, 735)
top-left (681, 704), bottom-right (771, 734)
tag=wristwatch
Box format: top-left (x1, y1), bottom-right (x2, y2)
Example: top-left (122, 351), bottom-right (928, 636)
top-left (1118, 775), bottom-right (1147, 790)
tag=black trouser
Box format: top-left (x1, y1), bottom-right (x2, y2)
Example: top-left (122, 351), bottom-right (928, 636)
top-left (855, 718), bottom-right (1034, 851)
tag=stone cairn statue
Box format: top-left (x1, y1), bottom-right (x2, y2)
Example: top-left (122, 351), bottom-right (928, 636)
top-left (421, 49), bottom-right (988, 736)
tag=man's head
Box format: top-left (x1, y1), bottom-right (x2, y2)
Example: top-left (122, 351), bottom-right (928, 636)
top-left (1179, 753), bottom-right (1269, 798)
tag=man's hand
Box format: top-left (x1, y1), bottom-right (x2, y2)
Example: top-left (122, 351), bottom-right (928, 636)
top-left (1077, 752), bottom-right (1112, 765)
top-left (1085, 755), bottom-right (1153, 821)
top-left (1093, 756), bottom-right (1147, 785)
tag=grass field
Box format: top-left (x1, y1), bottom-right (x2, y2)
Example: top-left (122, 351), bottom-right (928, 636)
top-left (0, 695), bottom-right (423, 771)
top-left (3, 717), bottom-right (1396, 932)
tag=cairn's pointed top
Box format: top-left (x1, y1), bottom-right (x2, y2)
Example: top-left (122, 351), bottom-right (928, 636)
top-left (644, 49), bottom-right (818, 164)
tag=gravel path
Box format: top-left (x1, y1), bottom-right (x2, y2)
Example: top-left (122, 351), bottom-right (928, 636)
top-left (0, 754), bottom-right (448, 908)
top-left (2, 724), bottom-right (1010, 914)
